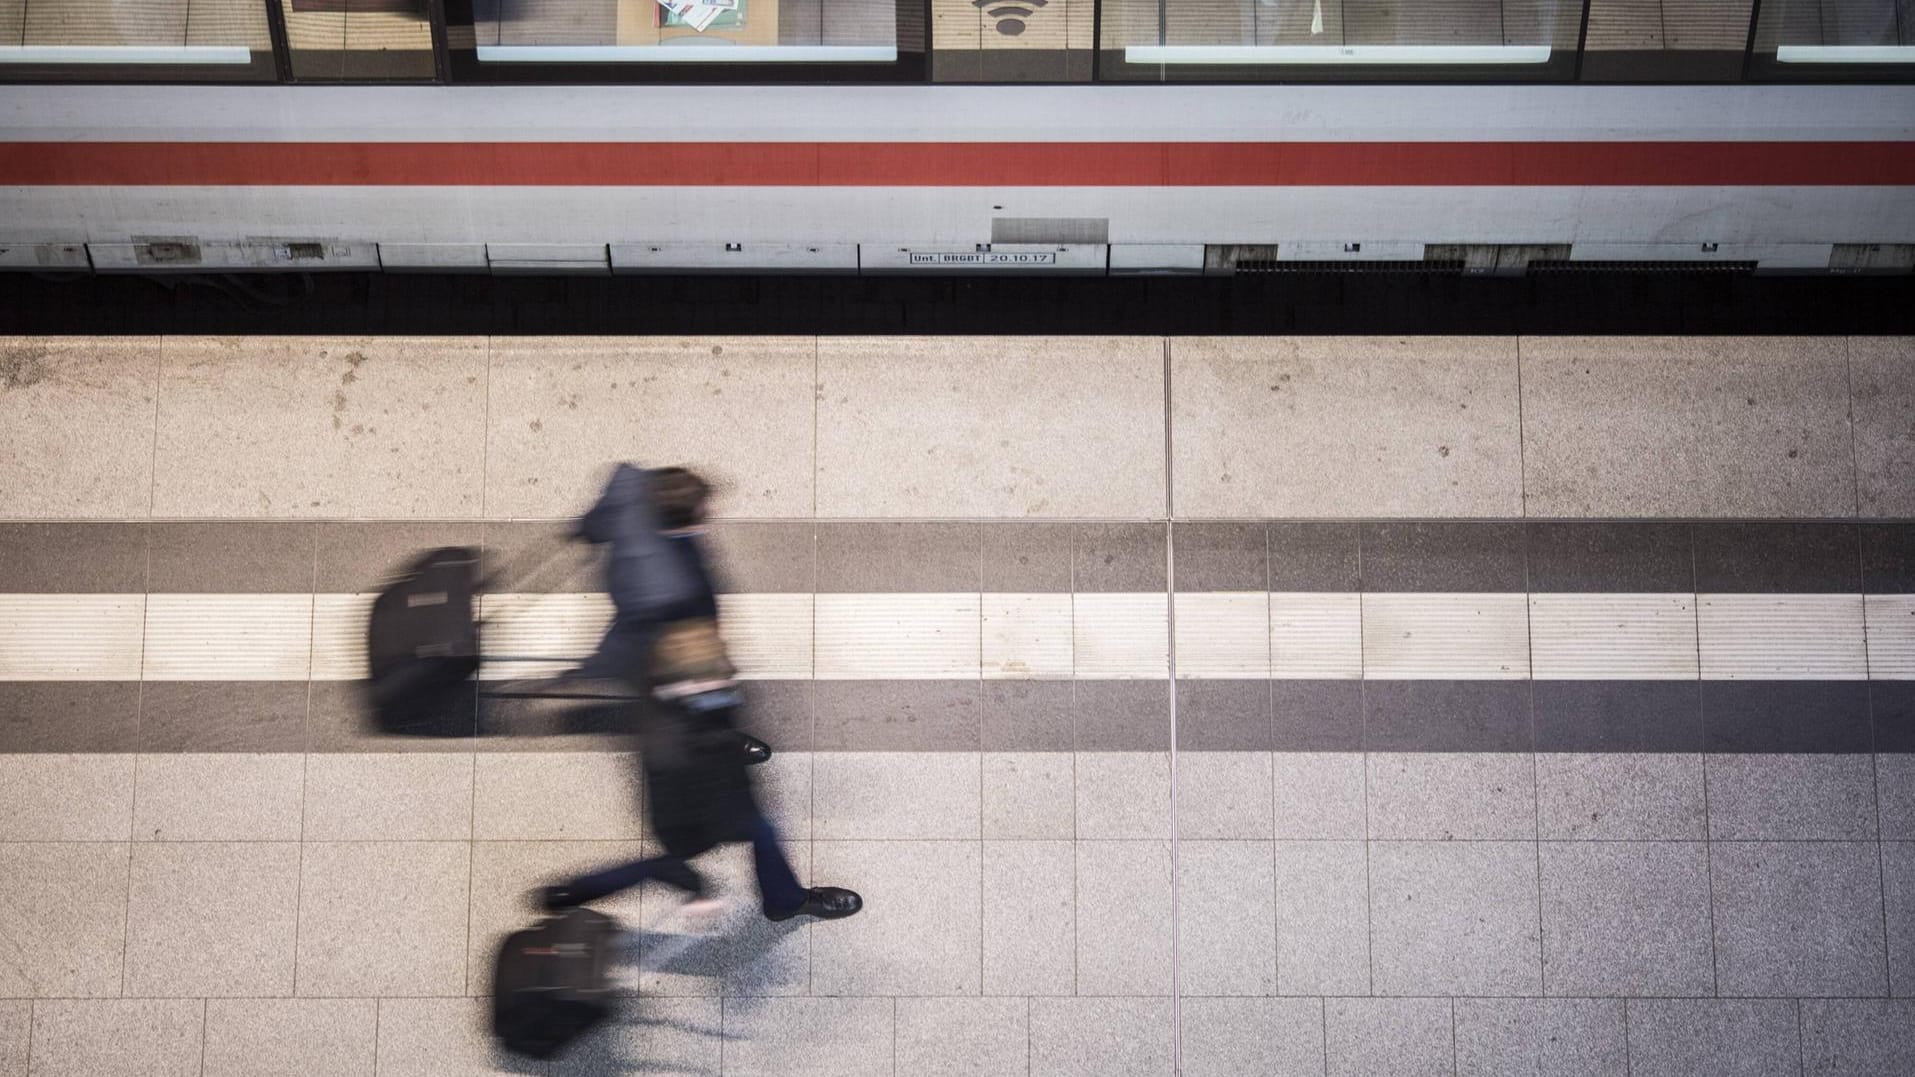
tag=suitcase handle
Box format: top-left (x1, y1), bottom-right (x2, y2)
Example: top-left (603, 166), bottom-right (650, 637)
top-left (477, 536), bottom-right (587, 596)
top-left (479, 678), bottom-right (643, 702)
top-left (473, 539), bottom-right (590, 641)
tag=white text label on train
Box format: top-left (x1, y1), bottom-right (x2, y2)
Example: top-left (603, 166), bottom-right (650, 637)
top-left (908, 251), bottom-right (1058, 266)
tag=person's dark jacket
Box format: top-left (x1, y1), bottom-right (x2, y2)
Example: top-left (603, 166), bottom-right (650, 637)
top-left (571, 464), bottom-right (711, 682)
top-left (577, 463), bottom-right (700, 627)
top-left (574, 462), bottom-right (757, 858)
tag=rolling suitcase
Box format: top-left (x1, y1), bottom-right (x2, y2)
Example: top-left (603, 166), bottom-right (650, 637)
top-left (365, 546), bottom-right (482, 733)
top-left (491, 907), bottom-right (618, 1060)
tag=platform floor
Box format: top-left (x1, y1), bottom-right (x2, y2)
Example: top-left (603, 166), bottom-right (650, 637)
top-left (1, 335), bottom-right (1913, 1076)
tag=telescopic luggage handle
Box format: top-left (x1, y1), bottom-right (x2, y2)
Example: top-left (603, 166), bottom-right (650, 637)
top-left (472, 532), bottom-right (590, 643)
top-left (469, 528), bottom-right (657, 702)
top-left (480, 683), bottom-right (641, 702)
top-left (476, 532), bottom-right (587, 599)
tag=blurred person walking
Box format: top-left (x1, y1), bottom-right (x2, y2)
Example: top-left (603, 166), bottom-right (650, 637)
top-left (541, 463), bottom-right (860, 923)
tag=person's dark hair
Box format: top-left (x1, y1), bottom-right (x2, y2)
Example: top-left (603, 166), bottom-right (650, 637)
top-left (650, 467), bottom-right (712, 529)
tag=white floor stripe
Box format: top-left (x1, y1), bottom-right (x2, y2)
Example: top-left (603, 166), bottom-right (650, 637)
top-left (1864, 594), bottom-right (1915, 680)
top-left (982, 593), bottom-right (1074, 680)
top-left (141, 594), bottom-right (314, 681)
top-left (1174, 592), bottom-right (1270, 678)
top-left (475, 592), bottom-right (613, 680)
top-left (311, 593), bottom-right (376, 681)
top-left (0, 594), bottom-right (145, 680)
top-left (815, 593), bottom-right (981, 679)
top-left (719, 592), bottom-right (816, 680)
top-left (3, 589), bottom-right (1908, 683)
top-left (1697, 593), bottom-right (1869, 680)
top-left (1361, 592), bottom-right (1531, 679)
top-left (1270, 592), bottom-right (1363, 679)
top-left (1073, 592), bottom-right (1171, 678)
top-left (1529, 592), bottom-right (1699, 680)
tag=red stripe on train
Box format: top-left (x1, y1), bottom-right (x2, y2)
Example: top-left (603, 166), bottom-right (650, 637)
top-left (2, 141), bottom-right (1913, 186)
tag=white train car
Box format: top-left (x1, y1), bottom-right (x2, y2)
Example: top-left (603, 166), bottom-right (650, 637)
top-left (2, 83), bottom-right (1912, 274)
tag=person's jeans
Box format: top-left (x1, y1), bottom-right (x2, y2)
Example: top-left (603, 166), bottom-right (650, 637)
top-left (558, 815), bottom-right (806, 919)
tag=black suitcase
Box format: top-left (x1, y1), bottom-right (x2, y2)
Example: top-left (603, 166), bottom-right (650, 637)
top-left (365, 546), bottom-right (482, 733)
top-left (491, 907), bottom-right (618, 1060)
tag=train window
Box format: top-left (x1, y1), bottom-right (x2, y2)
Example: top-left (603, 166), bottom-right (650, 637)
top-left (444, 0), bottom-right (926, 82)
top-left (277, 0), bottom-right (439, 80)
top-left (1748, 0), bottom-right (1915, 79)
top-left (930, 0), bottom-right (1095, 81)
top-left (1096, 0), bottom-right (1584, 81)
top-left (4, 1), bottom-right (1899, 85)
top-left (1579, 0), bottom-right (1754, 82)
top-left (0, 0), bottom-right (276, 81)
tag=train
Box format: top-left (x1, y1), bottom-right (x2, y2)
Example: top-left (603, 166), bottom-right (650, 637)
top-left (2, 83), bottom-right (1912, 275)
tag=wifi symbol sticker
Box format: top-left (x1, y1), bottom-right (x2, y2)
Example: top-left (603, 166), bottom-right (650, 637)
top-left (974, 0), bottom-right (1048, 36)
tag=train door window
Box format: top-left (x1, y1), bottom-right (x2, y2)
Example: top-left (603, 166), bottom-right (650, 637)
top-left (1097, 0), bottom-right (1583, 81)
top-left (446, 0), bottom-right (925, 82)
top-left (0, 0), bottom-right (276, 81)
top-left (278, 0), bottom-right (438, 80)
top-left (1749, 0), bottom-right (1915, 79)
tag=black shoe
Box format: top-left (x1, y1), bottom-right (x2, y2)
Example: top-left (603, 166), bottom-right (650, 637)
top-left (766, 886), bottom-right (863, 922)
top-left (537, 885), bottom-right (581, 912)
top-left (739, 733), bottom-right (772, 766)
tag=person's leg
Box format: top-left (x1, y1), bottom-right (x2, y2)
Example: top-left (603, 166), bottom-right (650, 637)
top-left (747, 815), bottom-right (808, 918)
top-left (542, 853), bottom-right (705, 909)
top-left (749, 814), bottom-right (863, 921)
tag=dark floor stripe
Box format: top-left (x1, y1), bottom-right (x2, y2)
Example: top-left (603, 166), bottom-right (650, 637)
top-left (1176, 679), bottom-right (1271, 750)
top-left (1266, 523), bottom-right (1363, 593)
top-left (0, 682), bottom-right (140, 752)
top-left (1363, 679), bottom-right (1534, 752)
top-left (1526, 522), bottom-right (1694, 593)
top-left (1694, 522), bottom-right (1862, 593)
top-left (5, 521), bottom-right (1913, 598)
top-left (1701, 680), bottom-right (1874, 754)
top-left (317, 522), bottom-right (484, 593)
top-left (1862, 522), bottom-right (1915, 594)
top-left (140, 681), bottom-right (309, 752)
top-left (1273, 680), bottom-right (1365, 751)
top-left (309, 680), bottom-right (477, 751)
top-left (1533, 681), bottom-right (1704, 753)
top-left (1174, 523), bottom-right (1269, 593)
top-left (982, 679), bottom-right (1075, 751)
top-left (1359, 522), bottom-right (1528, 593)
top-left (2, 677), bottom-right (1908, 753)
top-left (1872, 682), bottom-right (1915, 752)
top-left (0, 523), bottom-right (147, 593)
top-left (148, 522), bottom-right (316, 594)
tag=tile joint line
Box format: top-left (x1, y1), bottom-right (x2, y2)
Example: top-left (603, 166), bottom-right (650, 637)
top-left (1449, 996), bottom-right (1458, 1076)
top-left (1844, 337), bottom-right (1863, 518)
top-left (119, 524), bottom-right (152, 998)
top-left (1162, 336), bottom-right (1182, 1073)
top-left (1525, 517), bottom-right (1545, 996)
top-left (1694, 527), bottom-right (1721, 998)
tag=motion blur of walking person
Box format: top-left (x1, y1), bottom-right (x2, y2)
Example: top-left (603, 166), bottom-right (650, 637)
top-left (540, 463), bottom-right (862, 924)
top-left (564, 463), bottom-right (770, 763)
